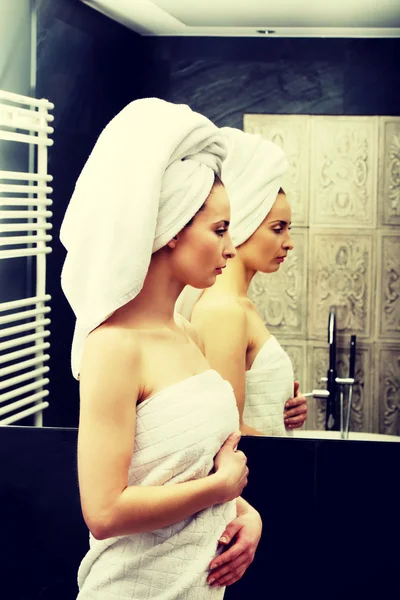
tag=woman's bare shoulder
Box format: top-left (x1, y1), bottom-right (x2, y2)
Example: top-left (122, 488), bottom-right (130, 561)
top-left (194, 294), bottom-right (249, 321)
top-left (80, 323), bottom-right (144, 392)
top-left (175, 313), bottom-right (204, 353)
top-left (85, 322), bottom-right (143, 356)
top-left (191, 296), bottom-right (248, 347)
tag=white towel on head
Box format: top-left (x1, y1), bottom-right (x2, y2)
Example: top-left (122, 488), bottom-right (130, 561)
top-left (176, 126), bottom-right (288, 321)
top-left (221, 126), bottom-right (288, 247)
top-left (60, 98), bottom-right (227, 379)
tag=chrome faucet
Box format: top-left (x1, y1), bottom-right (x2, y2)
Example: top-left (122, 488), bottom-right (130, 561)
top-left (304, 308), bottom-right (356, 438)
top-left (326, 307), bottom-right (338, 430)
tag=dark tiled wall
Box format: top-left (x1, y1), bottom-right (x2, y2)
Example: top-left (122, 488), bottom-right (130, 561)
top-left (156, 37), bottom-right (400, 128)
top-left (0, 0), bottom-right (33, 306)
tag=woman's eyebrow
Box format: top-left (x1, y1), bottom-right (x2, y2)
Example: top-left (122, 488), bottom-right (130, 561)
top-left (213, 220), bottom-right (230, 226)
top-left (269, 219), bottom-right (291, 226)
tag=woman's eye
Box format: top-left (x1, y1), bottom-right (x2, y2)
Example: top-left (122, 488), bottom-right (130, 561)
top-left (216, 229), bottom-right (227, 237)
top-left (273, 228), bottom-right (283, 234)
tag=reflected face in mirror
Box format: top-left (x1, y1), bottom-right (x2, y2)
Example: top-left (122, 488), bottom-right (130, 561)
top-left (238, 191), bottom-right (294, 273)
top-left (172, 183), bottom-right (236, 289)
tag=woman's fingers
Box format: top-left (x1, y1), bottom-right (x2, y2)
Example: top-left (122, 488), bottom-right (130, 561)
top-left (208, 554), bottom-right (250, 587)
top-left (285, 407), bottom-right (307, 420)
top-left (286, 419), bottom-right (306, 429)
top-left (284, 402), bottom-right (308, 419)
top-left (285, 394), bottom-right (307, 409)
top-left (284, 396), bottom-right (308, 427)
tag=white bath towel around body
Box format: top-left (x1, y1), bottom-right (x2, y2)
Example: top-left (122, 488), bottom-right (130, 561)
top-left (77, 370), bottom-right (239, 600)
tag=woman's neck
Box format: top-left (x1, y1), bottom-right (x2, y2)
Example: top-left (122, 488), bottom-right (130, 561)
top-left (205, 253), bottom-right (256, 299)
top-left (110, 249), bottom-right (183, 329)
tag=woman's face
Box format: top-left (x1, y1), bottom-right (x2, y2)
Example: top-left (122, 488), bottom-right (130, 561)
top-left (238, 192), bottom-right (294, 273)
top-left (172, 184), bottom-right (236, 289)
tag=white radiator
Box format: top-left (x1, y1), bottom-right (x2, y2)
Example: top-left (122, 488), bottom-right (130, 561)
top-left (0, 90), bottom-right (54, 426)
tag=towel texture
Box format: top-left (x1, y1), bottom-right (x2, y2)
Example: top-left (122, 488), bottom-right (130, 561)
top-left (60, 98), bottom-right (227, 378)
top-left (244, 336), bottom-right (294, 436)
top-left (77, 370), bottom-right (239, 599)
top-left (221, 126), bottom-right (288, 247)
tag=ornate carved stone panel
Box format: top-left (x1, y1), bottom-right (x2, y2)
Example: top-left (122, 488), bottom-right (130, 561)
top-left (308, 343), bottom-right (371, 432)
top-left (378, 346), bottom-right (400, 436)
top-left (308, 230), bottom-right (374, 339)
top-left (248, 230), bottom-right (307, 337)
top-left (242, 113), bottom-right (398, 435)
top-left (310, 117), bottom-right (377, 227)
top-left (379, 118), bottom-right (400, 226)
top-left (243, 114), bottom-right (310, 226)
top-left (378, 233), bottom-right (400, 339)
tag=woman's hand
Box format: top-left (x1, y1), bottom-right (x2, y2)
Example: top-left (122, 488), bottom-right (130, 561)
top-left (207, 500), bottom-right (262, 588)
top-left (213, 432), bottom-right (249, 503)
top-left (284, 380), bottom-right (308, 429)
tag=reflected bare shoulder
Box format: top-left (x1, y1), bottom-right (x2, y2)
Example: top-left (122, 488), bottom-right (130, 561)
top-left (175, 312), bottom-right (205, 354)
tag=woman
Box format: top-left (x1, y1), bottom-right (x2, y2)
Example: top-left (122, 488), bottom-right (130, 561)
top-left (60, 100), bottom-right (261, 599)
top-left (177, 128), bottom-right (307, 437)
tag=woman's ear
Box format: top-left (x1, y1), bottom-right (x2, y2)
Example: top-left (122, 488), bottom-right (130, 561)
top-left (167, 234), bottom-right (179, 249)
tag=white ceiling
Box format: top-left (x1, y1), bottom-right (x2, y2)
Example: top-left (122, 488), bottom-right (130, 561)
top-left (81, 0), bottom-right (400, 37)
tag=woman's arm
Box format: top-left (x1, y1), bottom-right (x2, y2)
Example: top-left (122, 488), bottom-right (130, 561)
top-left (284, 380), bottom-right (308, 429)
top-left (207, 496), bottom-right (262, 588)
top-left (78, 326), bottom-right (247, 541)
top-left (191, 300), bottom-right (263, 436)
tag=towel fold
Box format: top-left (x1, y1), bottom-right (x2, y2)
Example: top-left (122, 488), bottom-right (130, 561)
top-left (221, 126), bottom-right (288, 247)
top-left (60, 98), bottom-right (227, 379)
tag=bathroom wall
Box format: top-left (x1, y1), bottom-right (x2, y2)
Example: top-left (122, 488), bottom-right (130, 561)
top-left (160, 37), bottom-right (400, 123)
top-left (35, 0), bottom-right (149, 426)
top-left (0, 1), bottom-right (37, 426)
top-left (0, 0), bottom-right (35, 305)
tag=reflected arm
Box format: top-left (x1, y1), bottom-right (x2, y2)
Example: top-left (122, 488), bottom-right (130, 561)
top-left (192, 300), bottom-right (264, 436)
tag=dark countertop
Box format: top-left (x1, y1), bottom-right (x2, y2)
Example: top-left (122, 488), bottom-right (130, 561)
top-left (1, 426), bottom-right (399, 600)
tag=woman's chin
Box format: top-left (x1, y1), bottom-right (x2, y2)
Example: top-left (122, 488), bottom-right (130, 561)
top-left (259, 263), bottom-right (280, 274)
top-left (188, 274), bottom-right (217, 289)
top-left (205, 274), bottom-right (218, 288)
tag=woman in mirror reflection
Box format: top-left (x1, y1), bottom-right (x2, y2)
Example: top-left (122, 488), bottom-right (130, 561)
top-left (177, 128), bottom-right (307, 437)
top-left (59, 99), bottom-right (261, 599)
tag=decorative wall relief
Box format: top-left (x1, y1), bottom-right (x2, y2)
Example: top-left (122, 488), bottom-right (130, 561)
top-left (309, 344), bottom-right (371, 433)
top-left (379, 118), bottom-right (400, 226)
top-left (378, 347), bottom-right (400, 436)
top-left (379, 234), bottom-right (400, 338)
top-left (310, 117), bottom-right (377, 227)
top-left (248, 231), bottom-right (307, 337)
top-left (243, 114), bottom-right (310, 226)
top-left (309, 230), bottom-right (374, 339)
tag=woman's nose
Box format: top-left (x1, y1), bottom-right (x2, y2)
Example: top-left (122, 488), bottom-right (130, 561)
top-left (284, 232), bottom-right (294, 251)
top-left (224, 231), bottom-right (236, 260)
